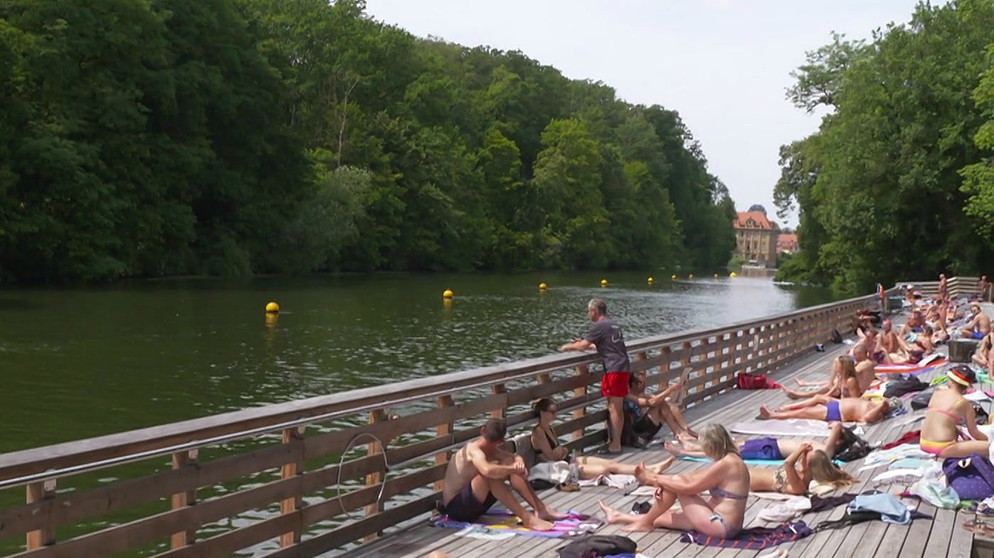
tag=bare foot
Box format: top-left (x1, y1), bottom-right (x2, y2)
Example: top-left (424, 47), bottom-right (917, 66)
top-left (539, 507), bottom-right (570, 521)
top-left (664, 440), bottom-right (686, 457)
top-left (674, 367), bottom-right (692, 404)
top-left (633, 462), bottom-right (653, 486)
top-left (620, 519), bottom-right (655, 532)
top-left (758, 405), bottom-right (772, 419)
top-left (676, 431), bottom-right (697, 443)
top-left (521, 514), bottom-right (555, 531)
top-left (598, 500), bottom-right (624, 525)
top-left (650, 456), bottom-right (675, 474)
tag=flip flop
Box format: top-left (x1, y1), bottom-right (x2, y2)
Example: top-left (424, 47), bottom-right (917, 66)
top-left (596, 447), bottom-right (624, 456)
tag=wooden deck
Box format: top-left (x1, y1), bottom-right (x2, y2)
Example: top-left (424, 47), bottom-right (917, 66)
top-left (352, 330), bottom-right (989, 558)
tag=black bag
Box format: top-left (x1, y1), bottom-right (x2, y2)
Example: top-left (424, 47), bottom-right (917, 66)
top-left (910, 389), bottom-right (934, 411)
top-left (831, 329), bottom-right (844, 344)
top-left (974, 402), bottom-right (990, 425)
top-left (813, 509), bottom-right (882, 532)
top-left (835, 426), bottom-right (873, 462)
top-left (883, 376), bottom-right (927, 398)
top-left (557, 535), bottom-right (638, 558)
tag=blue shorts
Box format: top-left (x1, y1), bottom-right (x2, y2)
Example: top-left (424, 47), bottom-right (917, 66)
top-left (740, 438), bottom-right (782, 460)
top-left (973, 330), bottom-right (985, 340)
top-left (443, 482), bottom-right (497, 522)
top-left (825, 400), bottom-right (842, 422)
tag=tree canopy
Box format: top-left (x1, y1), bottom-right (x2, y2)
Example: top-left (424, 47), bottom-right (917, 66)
top-left (0, 0), bottom-right (735, 282)
top-left (775, 0), bottom-right (994, 293)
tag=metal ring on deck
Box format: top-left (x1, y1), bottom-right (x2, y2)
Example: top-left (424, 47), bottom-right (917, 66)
top-left (335, 432), bottom-right (390, 520)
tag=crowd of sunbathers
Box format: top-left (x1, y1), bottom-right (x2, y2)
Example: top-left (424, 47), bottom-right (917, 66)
top-left (432, 284), bottom-right (993, 546)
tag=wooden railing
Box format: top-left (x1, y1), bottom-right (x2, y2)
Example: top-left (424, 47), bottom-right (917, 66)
top-left (894, 276), bottom-right (981, 299)
top-left (0, 287), bottom-right (893, 558)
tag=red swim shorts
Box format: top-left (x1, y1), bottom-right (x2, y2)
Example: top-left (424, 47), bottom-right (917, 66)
top-left (601, 371), bottom-right (630, 398)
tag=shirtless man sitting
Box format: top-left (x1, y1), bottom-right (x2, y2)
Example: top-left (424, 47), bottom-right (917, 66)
top-left (440, 419), bottom-right (566, 530)
top-left (960, 303), bottom-right (991, 340)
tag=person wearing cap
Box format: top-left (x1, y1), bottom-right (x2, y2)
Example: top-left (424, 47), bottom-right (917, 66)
top-left (919, 365), bottom-right (989, 458)
top-left (959, 303), bottom-right (991, 340)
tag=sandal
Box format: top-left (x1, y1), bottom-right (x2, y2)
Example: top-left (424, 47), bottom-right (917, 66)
top-left (962, 519), bottom-right (994, 536)
top-left (557, 482), bottom-right (580, 492)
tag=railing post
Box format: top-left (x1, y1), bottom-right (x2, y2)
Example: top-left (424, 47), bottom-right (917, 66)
top-left (170, 449), bottom-right (198, 549)
top-left (491, 384), bottom-right (507, 419)
top-left (435, 395), bottom-right (455, 491)
top-left (572, 364), bottom-right (589, 441)
top-left (26, 475), bottom-right (56, 550)
top-left (365, 409), bottom-right (387, 541)
top-left (280, 425), bottom-right (306, 548)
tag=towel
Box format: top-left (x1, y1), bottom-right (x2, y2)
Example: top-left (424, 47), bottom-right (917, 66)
top-left (679, 520), bottom-right (813, 549)
top-left (730, 419), bottom-right (834, 437)
top-left (432, 512), bottom-right (601, 538)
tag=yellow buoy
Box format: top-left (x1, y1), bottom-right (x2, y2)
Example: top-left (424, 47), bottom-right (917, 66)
top-left (730, 272), bottom-right (738, 278)
top-left (714, 273), bottom-right (719, 278)
top-left (671, 274), bottom-right (677, 280)
top-left (689, 274), bottom-right (694, 279)
top-left (265, 301), bottom-right (280, 313)
top-left (600, 279), bottom-right (608, 287)
top-left (647, 277), bottom-right (654, 284)
top-left (442, 289), bottom-right (454, 299)
top-left (539, 283), bottom-right (547, 290)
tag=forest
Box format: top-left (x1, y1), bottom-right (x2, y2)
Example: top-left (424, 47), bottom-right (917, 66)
top-left (774, 0), bottom-right (994, 294)
top-left (0, 0), bottom-right (736, 283)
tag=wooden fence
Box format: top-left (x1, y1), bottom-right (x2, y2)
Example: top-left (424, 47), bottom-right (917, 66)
top-left (0, 287), bottom-right (894, 558)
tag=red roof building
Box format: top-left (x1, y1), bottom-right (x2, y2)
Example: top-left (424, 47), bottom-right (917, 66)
top-left (733, 211), bottom-right (778, 266)
top-left (777, 233), bottom-right (798, 254)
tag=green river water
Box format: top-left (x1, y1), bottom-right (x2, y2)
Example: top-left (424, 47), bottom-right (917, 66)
top-left (0, 272), bottom-right (835, 455)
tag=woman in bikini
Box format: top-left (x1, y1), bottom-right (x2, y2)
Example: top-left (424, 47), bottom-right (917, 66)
top-left (596, 424), bottom-right (749, 537)
top-left (781, 356), bottom-right (863, 404)
top-left (919, 366), bottom-right (989, 458)
top-left (530, 398), bottom-right (674, 477)
top-left (664, 422), bottom-right (855, 495)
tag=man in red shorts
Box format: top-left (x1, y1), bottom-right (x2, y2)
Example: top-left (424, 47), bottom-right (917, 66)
top-left (560, 298), bottom-right (630, 454)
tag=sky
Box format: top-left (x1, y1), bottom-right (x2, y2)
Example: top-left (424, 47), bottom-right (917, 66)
top-left (362, 0), bottom-right (925, 227)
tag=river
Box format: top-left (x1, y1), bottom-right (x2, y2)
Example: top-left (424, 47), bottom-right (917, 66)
top-left (0, 272), bottom-right (835, 454)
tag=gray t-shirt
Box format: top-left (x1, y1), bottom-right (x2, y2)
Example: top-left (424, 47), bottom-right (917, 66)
top-left (584, 318), bottom-right (630, 372)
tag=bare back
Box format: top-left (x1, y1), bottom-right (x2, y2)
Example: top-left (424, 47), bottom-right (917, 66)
top-left (920, 388), bottom-right (966, 444)
top-left (442, 440), bottom-right (487, 504)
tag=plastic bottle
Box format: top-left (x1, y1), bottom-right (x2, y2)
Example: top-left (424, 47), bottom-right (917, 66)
top-left (568, 451), bottom-right (579, 482)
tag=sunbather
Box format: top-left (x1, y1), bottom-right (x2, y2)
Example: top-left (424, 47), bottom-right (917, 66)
top-left (758, 396), bottom-right (897, 424)
top-left (919, 365), bottom-right (989, 458)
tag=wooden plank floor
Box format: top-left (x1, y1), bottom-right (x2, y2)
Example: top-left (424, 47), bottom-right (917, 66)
top-left (346, 319), bottom-right (988, 558)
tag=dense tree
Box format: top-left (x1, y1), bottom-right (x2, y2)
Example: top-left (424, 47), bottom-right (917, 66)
top-left (0, 0), bottom-right (736, 282)
top-left (776, 0), bottom-right (994, 293)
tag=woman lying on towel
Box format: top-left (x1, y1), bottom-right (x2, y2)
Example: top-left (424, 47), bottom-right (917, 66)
top-left (530, 398), bottom-right (674, 477)
top-left (597, 424), bottom-right (749, 537)
top-left (663, 423), bottom-right (855, 495)
top-left (758, 395), bottom-right (898, 424)
top-left (919, 365), bottom-right (989, 458)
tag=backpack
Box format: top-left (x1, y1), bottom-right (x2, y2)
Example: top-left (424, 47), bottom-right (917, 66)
top-left (943, 454), bottom-right (994, 500)
top-left (557, 534), bottom-right (638, 558)
top-left (835, 426), bottom-right (873, 462)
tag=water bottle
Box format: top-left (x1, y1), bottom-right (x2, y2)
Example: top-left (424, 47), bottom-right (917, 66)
top-left (568, 451), bottom-right (579, 482)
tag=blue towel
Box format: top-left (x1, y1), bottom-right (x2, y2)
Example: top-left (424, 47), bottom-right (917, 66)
top-left (679, 456), bottom-right (845, 467)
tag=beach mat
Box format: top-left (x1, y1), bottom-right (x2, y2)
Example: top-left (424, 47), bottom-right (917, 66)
top-left (874, 357), bottom-right (947, 375)
top-left (432, 512), bottom-right (601, 538)
top-left (730, 419), bottom-right (834, 437)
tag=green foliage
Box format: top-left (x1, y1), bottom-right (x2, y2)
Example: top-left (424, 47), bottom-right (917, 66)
top-left (778, 0), bottom-right (994, 293)
top-left (0, 0), bottom-right (736, 282)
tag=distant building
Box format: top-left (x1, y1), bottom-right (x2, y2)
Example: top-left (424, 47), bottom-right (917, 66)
top-left (733, 210), bottom-right (778, 266)
top-left (777, 233), bottom-right (798, 255)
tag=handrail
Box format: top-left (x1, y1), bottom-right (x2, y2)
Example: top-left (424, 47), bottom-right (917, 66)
top-left (0, 288), bottom-right (886, 485)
